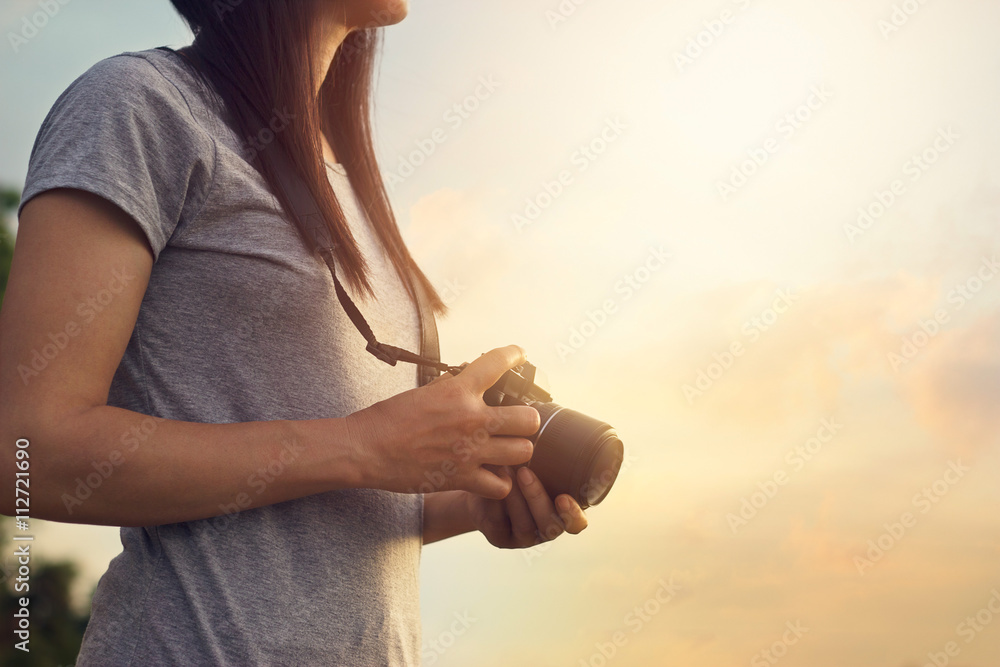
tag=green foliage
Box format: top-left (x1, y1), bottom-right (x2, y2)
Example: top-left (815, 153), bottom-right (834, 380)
top-left (0, 523), bottom-right (91, 665)
top-left (0, 188), bottom-right (18, 212)
top-left (0, 187), bottom-right (18, 307)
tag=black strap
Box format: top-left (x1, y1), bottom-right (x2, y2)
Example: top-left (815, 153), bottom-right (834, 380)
top-left (267, 145), bottom-right (453, 384)
top-left (410, 266), bottom-right (449, 387)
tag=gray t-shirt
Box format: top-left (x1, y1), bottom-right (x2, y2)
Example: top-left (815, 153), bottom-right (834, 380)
top-left (20, 47), bottom-right (424, 666)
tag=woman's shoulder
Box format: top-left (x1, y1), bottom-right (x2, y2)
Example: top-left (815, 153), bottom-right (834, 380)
top-left (22, 47), bottom-right (223, 260)
top-left (66, 47), bottom-right (215, 116)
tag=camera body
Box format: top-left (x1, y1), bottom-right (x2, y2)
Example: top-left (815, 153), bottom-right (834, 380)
top-left (481, 362), bottom-right (624, 508)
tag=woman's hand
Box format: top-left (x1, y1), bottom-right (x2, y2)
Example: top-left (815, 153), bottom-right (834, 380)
top-left (345, 345), bottom-right (541, 499)
top-left (466, 466), bottom-right (588, 548)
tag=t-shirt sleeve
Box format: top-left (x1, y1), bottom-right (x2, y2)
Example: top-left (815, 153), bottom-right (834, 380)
top-left (18, 53), bottom-right (216, 260)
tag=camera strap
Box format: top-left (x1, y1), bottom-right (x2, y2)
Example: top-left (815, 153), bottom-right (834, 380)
top-left (268, 144), bottom-right (453, 385)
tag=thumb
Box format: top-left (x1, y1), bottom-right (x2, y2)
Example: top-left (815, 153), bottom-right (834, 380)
top-left (455, 345), bottom-right (528, 395)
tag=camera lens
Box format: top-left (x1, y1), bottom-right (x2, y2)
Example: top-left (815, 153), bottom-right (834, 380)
top-left (528, 403), bottom-right (624, 508)
top-left (580, 432), bottom-right (625, 506)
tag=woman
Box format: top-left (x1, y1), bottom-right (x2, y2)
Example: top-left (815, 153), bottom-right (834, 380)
top-left (0, 1), bottom-right (588, 664)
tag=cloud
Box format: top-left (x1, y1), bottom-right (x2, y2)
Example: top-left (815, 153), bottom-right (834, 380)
top-left (404, 186), bottom-right (513, 289)
top-left (902, 311), bottom-right (1000, 456)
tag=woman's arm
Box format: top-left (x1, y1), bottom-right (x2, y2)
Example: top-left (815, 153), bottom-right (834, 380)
top-left (0, 189), bottom-right (539, 526)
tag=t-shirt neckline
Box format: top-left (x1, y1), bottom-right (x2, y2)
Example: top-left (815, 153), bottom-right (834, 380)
top-left (324, 160), bottom-right (347, 176)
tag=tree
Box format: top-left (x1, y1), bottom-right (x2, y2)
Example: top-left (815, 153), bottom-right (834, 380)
top-left (0, 187), bottom-right (18, 307)
top-left (0, 522), bottom-right (91, 666)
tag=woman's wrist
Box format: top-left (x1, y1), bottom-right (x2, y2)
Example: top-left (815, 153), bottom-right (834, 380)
top-left (289, 415), bottom-right (370, 491)
top-left (423, 490), bottom-right (476, 544)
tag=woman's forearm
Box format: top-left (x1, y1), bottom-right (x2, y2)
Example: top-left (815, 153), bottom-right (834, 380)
top-left (423, 490), bottom-right (476, 544)
top-left (1, 404), bottom-right (365, 526)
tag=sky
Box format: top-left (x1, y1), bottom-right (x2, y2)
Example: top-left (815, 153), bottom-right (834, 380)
top-left (2, 1), bottom-right (1000, 666)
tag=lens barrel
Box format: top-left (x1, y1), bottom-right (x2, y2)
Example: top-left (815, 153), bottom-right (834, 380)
top-left (528, 403), bottom-right (624, 508)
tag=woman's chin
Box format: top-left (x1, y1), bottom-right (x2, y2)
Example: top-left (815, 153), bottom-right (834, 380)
top-left (352, 1), bottom-right (409, 29)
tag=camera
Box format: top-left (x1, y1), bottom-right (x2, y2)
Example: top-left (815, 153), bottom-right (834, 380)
top-left (479, 362), bottom-right (624, 508)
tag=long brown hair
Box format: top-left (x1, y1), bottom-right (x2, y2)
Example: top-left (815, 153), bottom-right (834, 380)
top-left (168, 0), bottom-right (444, 312)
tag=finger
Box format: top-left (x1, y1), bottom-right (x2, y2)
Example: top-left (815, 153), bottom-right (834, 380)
top-left (503, 469), bottom-right (541, 547)
top-left (517, 467), bottom-right (566, 542)
top-left (487, 405), bottom-right (541, 438)
top-left (554, 494), bottom-right (589, 534)
top-left (464, 466), bottom-right (514, 500)
top-left (471, 468), bottom-right (515, 539)
top-left (478, 436), bottom-right (533, 467)
top-left (469, 492), bottom-right (513, 544)
top-left (454, 345), bottom-right (528, 394)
